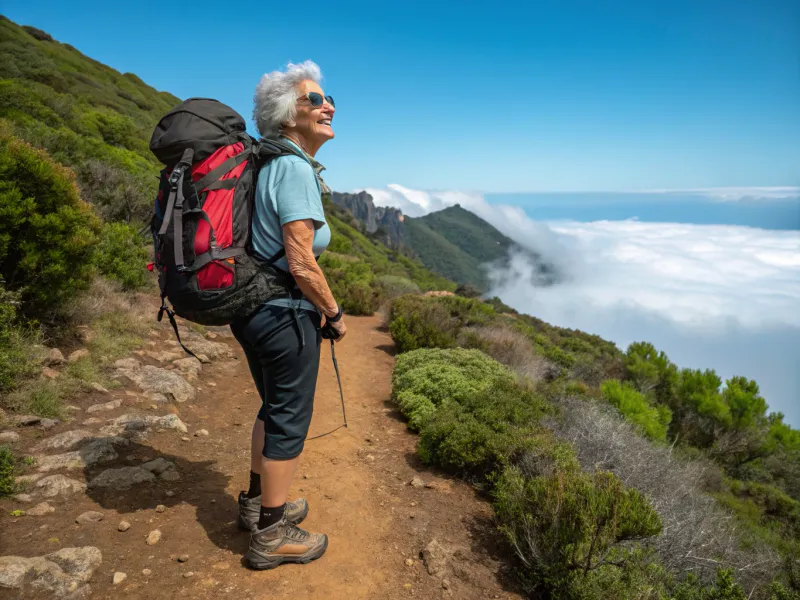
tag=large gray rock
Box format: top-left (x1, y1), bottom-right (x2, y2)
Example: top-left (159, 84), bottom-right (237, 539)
top-left (117, 366), bottom-right (195, 403)
top-left (0, 431), bottom-right (20, 443)
top-left (114, 357), bottom-right (140, 370)
top-left (32, 430), bottom-right (96, 453)
top-left (173, 357), bottom-right (202, 380)
top-left (180, 339), bottom-right (232, 360)
top-left (0, 546), bottom-right (101, 597)
top-left (100, 413), bottom-right (187, 438)
top-left (88, 466), bottom-right (156, 491)
top-left (35, 475), bottom-right (88, 498)
top-left (140, 458), bottom-right (175, 475)
top-left (36, 437), bottom-right (128, 472)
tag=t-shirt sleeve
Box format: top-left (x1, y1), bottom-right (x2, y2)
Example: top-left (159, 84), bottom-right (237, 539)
top-left (273, 159), bottom-right (326, 229)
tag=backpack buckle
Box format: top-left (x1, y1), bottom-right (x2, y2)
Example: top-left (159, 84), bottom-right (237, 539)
top-left (168, 166), bottom-right (183, 188)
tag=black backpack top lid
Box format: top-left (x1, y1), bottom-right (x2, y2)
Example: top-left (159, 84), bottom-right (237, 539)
top-left (150, 98), bottom-right (248, 166)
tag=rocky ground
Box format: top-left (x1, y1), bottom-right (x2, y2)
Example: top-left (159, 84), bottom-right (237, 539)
top-left (0, 315), bottom-right (523, 600)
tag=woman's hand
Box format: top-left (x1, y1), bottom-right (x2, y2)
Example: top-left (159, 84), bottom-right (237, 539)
top-left (321, 314), bottom-right (347, 342)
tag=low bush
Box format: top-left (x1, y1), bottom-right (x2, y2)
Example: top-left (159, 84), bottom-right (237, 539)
top-left (0, 283), bottom-right (41, 393)
top-left (493, 466), bottom-right (662, 597)
top-left (549, 396), bottom-right (780, 591)
top-left (92, 221), bottom-right (148, 289)
top-left (0, 125), bottom-right (101, 318)
top-left (0, 445), bottom-right (15, 497)
top-left (318, 252), bottom-right (380, 315)
top-left (393, 347), bottom-right (514, 407)
top-left (458, 324), bottom-right (553, 383)
top-left (375, 275), bottom-right (420, 300)
top-left (601, 379), bottom-right (672, 441)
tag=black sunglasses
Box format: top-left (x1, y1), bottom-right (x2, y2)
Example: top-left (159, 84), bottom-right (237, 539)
top-left (299, 92), bottom-right (335, 108)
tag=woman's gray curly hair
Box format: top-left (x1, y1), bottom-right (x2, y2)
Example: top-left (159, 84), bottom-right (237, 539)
top-left (253, 60), bottom-right (322, 138)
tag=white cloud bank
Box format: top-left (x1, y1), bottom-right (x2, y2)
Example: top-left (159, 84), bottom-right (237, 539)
top-left (361, 185), bottom-right (800, 425)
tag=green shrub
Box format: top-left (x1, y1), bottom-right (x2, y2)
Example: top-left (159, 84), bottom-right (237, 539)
top-left (0, 126), bottom-right (101, 317)
top-left (671, 569), bottom-right (748, 600)
top-left (92, 221), bottom-right (148, 289)
top-left (0, 282), bottom-right (41, 393)
top-left (388, 294), bottom-right (495, 352)
top-left (493, 466), bottom-right (663, 597)
top-left (396, 391), bottom-right (436, 432)
top-left (318, 252), bottom-right (380, 315)
top-left (393, 348), bottom-right (514, 406)
top-left (601, 379), bottom-right (672, 441)
top-left (417, 402), bottom-right (527, 476)
top-left (0, 445), bottom-right (16, 497)
top-left (376, 275), bottom-right (420, 300)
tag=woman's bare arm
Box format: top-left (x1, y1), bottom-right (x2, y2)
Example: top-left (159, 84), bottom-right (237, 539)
top-left (283, 219), bottom-right (338, 317)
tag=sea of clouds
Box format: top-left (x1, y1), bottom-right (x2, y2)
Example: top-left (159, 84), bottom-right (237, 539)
top-left (363, 184), bottom-right (800, 425)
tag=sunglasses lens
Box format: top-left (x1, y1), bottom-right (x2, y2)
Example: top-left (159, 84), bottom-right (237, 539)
top-left (307, 92), bottom-right (323, 106)
top-left (325, 95), bottom-right (335, 108)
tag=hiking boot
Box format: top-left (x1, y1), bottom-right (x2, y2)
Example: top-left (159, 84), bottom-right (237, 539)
top-left (245, 518), bottom-right (328, 570)
top-left (237, 493), bottom-right (309, 531)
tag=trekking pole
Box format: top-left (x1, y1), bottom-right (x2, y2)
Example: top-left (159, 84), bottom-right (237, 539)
top-left (307, 328), bottom-right (347, 440)
top-left (329, 340), bottom-right (348, 429)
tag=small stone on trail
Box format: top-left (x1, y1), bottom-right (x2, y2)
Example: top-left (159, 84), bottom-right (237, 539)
top-left (47, 348), bottom-right (65, 365)
top-left (114, 357), bottom-right (141, 370)
top-left (142, 568), bottom-right (152, 576)
top-left (12, 414), bottom-right (41, 427)
top-left (75, 511), bottom-right (104, 524)
top-left (410, 501), bottom-right (417, 507)
top-left (113, 572), bottom-right (127, 585)
top-left (146, 529), bottom-right (161, 545)
top-left (177, 554), bottom-right (189, 562)
top-left (118, 521), bottom-right (131, 532)
top-left (89, 382), bottom-right (109, 394)
top-left (40, 418), bottom-right (59, 430)
top-left (181, 436), bottom-right (190, 442)
top-left (207, 382), bottom-right (217, 387)
top-left (194, 429), bottom-right (209, 437)
top-left (160, 470), bottom-right (181, 482)
top-left (403, 583), bottom-right (412, 590)
top-left (442, 579), bottom-right (451, 590)
top-left (405, 558), bottom-right (414, 567)
top-left (156, 504), bottom-right (166, 513)
top-left (0, 431), bottom-right (20, 443)
top-left (86, 399), bottom-right (121, 413)
top-left (68, 349), bottom-right (89, 363)
top-left (14, 493), bottom-right (33, 502)
top-left (42, 367), bottom-right (60, 379)
top-left (409, 476), bottom-right (425, 488)
top-left (183, 571), bottom-right (194, 578)
top-left (165, 490), bottom-right (175, 497)
top-left (27, 502), bottom-right (55, 516)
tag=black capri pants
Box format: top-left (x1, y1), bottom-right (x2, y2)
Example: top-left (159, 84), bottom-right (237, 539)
top-left (230, 304), bottom-right (322, 460)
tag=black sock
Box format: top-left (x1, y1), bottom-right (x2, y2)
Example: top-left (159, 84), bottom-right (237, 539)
top-left (246, 471), bottom-right (261, 498)
top-left (258, 504), bottom-right (286, 530)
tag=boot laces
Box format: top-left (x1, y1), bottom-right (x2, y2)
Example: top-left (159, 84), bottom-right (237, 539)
top-left (285, 523), bottom-right (310, 542)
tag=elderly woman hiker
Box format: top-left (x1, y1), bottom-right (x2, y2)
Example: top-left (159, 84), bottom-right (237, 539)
top-left (230, 60), bottom-right (347, 570)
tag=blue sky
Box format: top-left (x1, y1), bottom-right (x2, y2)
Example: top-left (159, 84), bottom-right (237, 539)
top-left (4, 0), bottom-right (799, 193)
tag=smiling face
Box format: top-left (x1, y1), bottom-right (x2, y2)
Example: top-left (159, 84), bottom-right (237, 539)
top-left (286, 79), bottom-right (335, 150)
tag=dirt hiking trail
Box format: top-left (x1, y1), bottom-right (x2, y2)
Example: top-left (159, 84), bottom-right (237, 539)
top-left (1, 314), bottom-right (523, 600)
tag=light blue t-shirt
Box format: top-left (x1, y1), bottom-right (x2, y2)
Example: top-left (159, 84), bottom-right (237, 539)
top-left (251, 138), bottom-right (331, 311)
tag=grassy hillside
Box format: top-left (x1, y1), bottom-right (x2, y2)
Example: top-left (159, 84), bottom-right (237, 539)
top-left (403, 204), bottom-right (514, 290)
top-left (0, 16), bottom-right (179, 222)
top-left (388, 293), bottom-right (800, 598)
top-left (402, 204), bottom-right (558, 292)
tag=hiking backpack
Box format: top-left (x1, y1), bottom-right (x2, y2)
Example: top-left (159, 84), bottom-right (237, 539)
top-left (149, 98), bottom-right (301, 338)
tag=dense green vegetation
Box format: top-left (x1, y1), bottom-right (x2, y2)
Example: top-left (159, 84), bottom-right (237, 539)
top-left (320, 199), bottom-right (455, 314)
top-left (0, 16), bottom-right (178, 222)
top-left (388, 294), bottom-right (800, 598)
